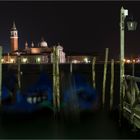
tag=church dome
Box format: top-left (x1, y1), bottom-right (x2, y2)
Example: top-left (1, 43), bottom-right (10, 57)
top-left (40, 38), bottom-right (48, 47)
top-left (40, 41), bottom-right (48, 47)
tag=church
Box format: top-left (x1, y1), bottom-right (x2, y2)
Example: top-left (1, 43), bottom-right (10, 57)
top-left (2, 22), bottom-right (66, 64)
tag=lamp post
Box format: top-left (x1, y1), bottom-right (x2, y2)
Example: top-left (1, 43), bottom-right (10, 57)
top-left (119, 7), bottom-right (137, 124)
top-left (120, 6), bottom-right (128, 124)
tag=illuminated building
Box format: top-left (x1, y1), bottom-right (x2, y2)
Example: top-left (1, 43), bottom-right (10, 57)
top-left (2, 22), bottom-right (66, 64)
top-left (1, 22), bottom-right (99, 64)
top-left (67, 55), bottom-right (93, 63)
top-left (10, 22), bottom-right (18, 52)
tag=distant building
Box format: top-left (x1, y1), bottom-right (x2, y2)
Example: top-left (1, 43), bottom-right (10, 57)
top-left (67, 55), bottom-right (91, 63)
top-left (1, 22), bottom-right (99, 64)
top-left (2, 22), bottom-right (66, 64)
top-left (66, 52), bottom-right (99, 63)
top-left (50, 44), bottom-right (66, 63)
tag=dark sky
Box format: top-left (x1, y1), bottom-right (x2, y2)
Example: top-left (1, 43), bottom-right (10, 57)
top-left (0, 1), bottom-right (140, 59)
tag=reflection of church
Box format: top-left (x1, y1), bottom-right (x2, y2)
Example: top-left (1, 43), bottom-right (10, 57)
top-left (2, 22), bottom-right (66, 63)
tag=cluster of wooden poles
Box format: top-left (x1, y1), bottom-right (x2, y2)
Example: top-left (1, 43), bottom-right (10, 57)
top-left (52, 47), bottom-right (115, 113)
top-left (92, 48), bottom-right (115, 110)
top-left (0, 46), bottom-right (115, 112)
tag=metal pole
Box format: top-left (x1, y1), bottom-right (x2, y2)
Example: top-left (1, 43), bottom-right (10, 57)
top-left (119, 7), bottom-right (128, 124)
top-left (0, 46), bottom-right (2, 105)
top-left (102, 48), bottom-right (109, 108)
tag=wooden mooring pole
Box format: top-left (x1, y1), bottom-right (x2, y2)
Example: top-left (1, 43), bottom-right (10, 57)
top-left (53, 46), bottom-right (60, 114)
top-left (53, 47), bottom-right (57, 113)
top-left (102, 48), bottom-right (109, 108)
top-left (17, 55), bottom-right (21, 90)
top-left (70, 61), bottom-right (73, 74)
top-left (0, 46), bottom-right (2, 105)
top-left (92, 57), bottom-right (96, 89)
top-left (132, 60), bottom-right (135, 76)
top-left (110, 59), bottom-right (114, 110)
top-left (56, 47), bottom-right (60, 112)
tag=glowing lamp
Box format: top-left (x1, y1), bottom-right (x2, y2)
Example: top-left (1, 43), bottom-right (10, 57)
top-left (10, 58), bottom-right (14, 63)
top-left (133, 59), bottom-right (136, 63)
top-left (127, 21), bottom-right (137, 31)
top-left (126, 59), bottom-right (131, 63)
top-left (72, 60), bottom-right (78, 64)
top-left (36, 57), bottom-right (41, 63)
top-left (124, 9), bottom-right (128, 16)
top-left (1, 58), bottom-right (4, 63)
top-left (84, 57), bottom-right (88, 63)
top-left (22, 58), bottom-right (27, 63)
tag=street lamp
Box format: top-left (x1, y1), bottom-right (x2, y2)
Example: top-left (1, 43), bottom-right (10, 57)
top-left (127, 19), bottom-right (137, 31)
top-left (120, 7), bottom-right (137, 123)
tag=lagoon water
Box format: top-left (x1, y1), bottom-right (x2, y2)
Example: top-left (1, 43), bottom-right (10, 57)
top-left (0, 109), bottom-right (140, 139)
top-left (0, 63), bottom-right (140, 138)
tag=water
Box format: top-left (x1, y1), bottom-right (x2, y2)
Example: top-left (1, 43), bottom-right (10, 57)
top-left (0, 109), bottom-right (140, 138)
top-left (1, 63), bottom-right (140, 138)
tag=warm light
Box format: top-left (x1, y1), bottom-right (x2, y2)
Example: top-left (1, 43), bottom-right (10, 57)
top-left (36, 57), bottom-right (41, 63)
top-left (126, 59), bottom-right (131, 63)
top-left (10, 58), bottom-right (14, 63)
top-left (133, 59), bottom-right (135, 63)
top-left (136, 59), bottom-right (140, 63)
top-left (72, 60), bottom-right (78, 64)
top-left (1, 58), bottom-right (4, 63)
top-left (22, 58), bottom-right (28, 63)
top-left (84, 57), bottom-right (88, 63)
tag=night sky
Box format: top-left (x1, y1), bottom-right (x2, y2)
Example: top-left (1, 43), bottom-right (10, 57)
top-left (0, 1), bottom-right (140, 60)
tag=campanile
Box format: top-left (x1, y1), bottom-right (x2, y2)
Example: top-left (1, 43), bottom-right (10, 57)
top-left (10, 22), bottom-right (18, 52)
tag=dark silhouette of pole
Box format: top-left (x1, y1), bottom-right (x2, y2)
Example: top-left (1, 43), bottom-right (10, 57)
top-left (102, 48), bottom-right (109, 108)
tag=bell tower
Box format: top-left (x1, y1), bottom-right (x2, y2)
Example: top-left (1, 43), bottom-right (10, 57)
top-left (10, 21), bottom-right (18, 52)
